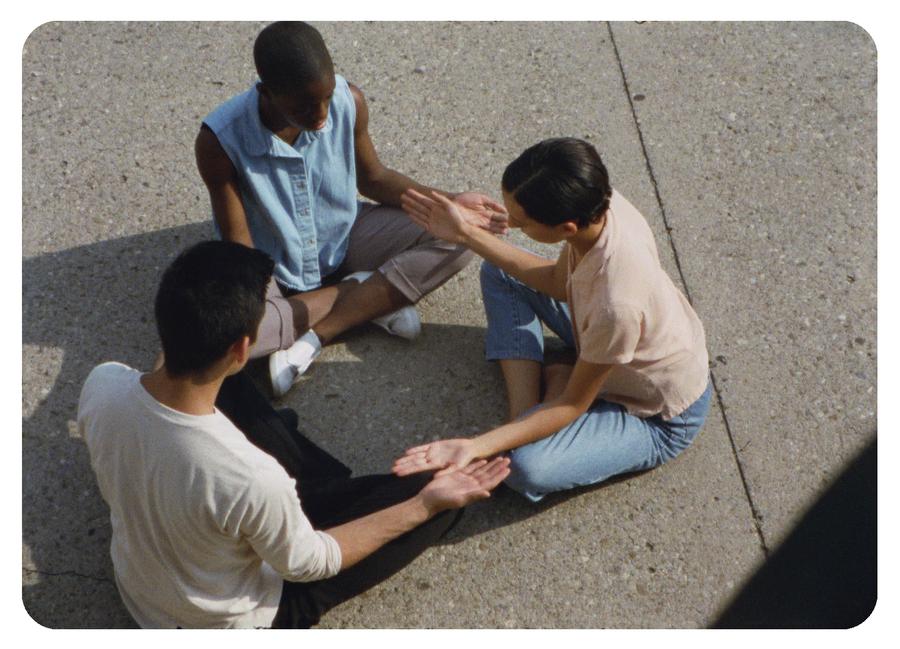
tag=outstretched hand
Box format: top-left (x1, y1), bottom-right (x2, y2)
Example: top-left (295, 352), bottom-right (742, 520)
top-left (454, 192), bottom-right (509, 235)
top-left (392, 438), bottom-right (477, 477)
top-left (401, 189), bottom-right (508, 241)
top-left (419, 457), bottom-right (511, 512)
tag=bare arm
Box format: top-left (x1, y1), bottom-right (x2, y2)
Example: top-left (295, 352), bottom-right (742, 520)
top-left (472, 359), bottom-right (614, 455)
top-left (195, 125), bottom-right (254, 247)
top-left (325, 458), bottom-right (510, 570)
top-left (401, 189), bottom-right (568, 300)
top-left (350, 83), bottom-right (449, 207)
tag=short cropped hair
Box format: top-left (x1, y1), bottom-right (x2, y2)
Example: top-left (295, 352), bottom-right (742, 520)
top-left (155, 241), bottom-right (274, 377)
top-left (501, 138), bottom-right (612, 229)
top-left (253, 21), bottom-right (334, 96)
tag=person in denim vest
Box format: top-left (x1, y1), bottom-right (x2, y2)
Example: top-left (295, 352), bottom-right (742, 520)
top-left (196, 22), bottom-right (507, 396)
top-left (395, 138), bottom-right (711, 502)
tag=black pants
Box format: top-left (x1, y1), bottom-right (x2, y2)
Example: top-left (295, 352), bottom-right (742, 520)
top-left (215, 372), bottom-right (457, 628)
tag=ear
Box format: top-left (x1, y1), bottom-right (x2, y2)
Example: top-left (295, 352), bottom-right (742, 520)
top-left (557, 221), bottom-right (579, 238)
top-left (230, 336), bottom-right (252, 367)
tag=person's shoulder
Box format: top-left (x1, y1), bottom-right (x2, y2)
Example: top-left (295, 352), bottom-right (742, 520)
top-left (203, 85), bottom-right (256, 133)
top-left (609, 190), bottom-right (654, 236)
top-left (83, 361), bottom-right (137, 392)
top-left (78, 362), bottom-right (139, 422)
top-left (335, 75), bottom-right (362, 120)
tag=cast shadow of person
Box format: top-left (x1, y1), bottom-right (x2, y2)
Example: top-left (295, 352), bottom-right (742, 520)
top-left (22, 222), bottom-right (213, 628)
top-left (22, 223), bottom-right (602, 628)
top-left (268, 322), bottom-right (637, 548)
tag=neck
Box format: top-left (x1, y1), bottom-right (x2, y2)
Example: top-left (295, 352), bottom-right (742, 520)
top-left (140, 365), bottom-right (225, 416)
top-left (257, 88), bottom-right (301, 145)
top-left (568, 211), bottom-right (608, 257)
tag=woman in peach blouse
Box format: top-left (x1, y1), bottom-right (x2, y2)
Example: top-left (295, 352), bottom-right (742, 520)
top-left (396, 138), bottom-right (711, 502)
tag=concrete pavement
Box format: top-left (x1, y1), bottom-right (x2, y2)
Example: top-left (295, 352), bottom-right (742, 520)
top-left (21, 21), bottom-right (876, 628)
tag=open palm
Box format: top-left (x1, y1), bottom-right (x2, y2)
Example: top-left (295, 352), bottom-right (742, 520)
top-left (419, 457), bottom-right (511, 511)
top-left (401, 189), bottom-right (472, 243)
top-left (454, 192), bottom-right (509, 235)
top-left (392, 438), bottom-right (476, 476)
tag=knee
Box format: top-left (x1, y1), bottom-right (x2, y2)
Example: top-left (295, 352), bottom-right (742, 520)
top-left (479, 259), bottom-right (508, 292)
top-left (427, 241), bottom-right (475, 279)
top-left (505, 447), bottom-right (556, 498)
top-left (452, 244), bottom-right (476, 273)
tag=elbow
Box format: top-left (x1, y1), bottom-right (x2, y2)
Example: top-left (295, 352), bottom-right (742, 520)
top-left (357, 166), bottom-right (390, 200)
top-left (281, 531), bottom-right (343, 582)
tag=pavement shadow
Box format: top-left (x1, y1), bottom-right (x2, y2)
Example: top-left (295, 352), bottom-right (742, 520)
top-left (22, 225), bottom-right (593, 627)
top-left (22, 222), bottom-right (213, 627)
top-left (439, 469), bottom-right (651, 546)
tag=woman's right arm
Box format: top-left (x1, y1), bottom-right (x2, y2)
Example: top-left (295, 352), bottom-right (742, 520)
top-left (195, 126), bottom-right (255, 248)
top-left (401, 189), bottom-right (567, 300)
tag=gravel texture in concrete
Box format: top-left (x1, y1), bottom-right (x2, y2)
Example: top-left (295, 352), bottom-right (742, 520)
top-left (21, 21), bottom-right (875, 628)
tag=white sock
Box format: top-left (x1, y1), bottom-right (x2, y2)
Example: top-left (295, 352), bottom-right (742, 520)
top-left (286, 330), bottom-right (322, 367)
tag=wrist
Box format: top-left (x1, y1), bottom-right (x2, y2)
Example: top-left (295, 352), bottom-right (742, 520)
top-left (459, 219), bottom-right (483, 244)
top-left (469, 434), bottom-right (494, 459)
top-left (411, 492), bottom-right (443, 519)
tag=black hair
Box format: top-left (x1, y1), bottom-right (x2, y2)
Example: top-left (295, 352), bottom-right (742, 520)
top-left (501, 137), bottom-right (612, 229)
top-left (253, 21), bottom-right (334, 96)
top-left (154, 241), bottom-right (274, 377)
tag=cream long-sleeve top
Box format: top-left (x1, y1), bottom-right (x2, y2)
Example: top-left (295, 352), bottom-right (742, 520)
top-left (77, 363), bottom-right (342, 628)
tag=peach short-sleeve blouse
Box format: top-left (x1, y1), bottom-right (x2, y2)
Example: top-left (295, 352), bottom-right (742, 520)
top-left (564, 190), bottom-right (709, 420)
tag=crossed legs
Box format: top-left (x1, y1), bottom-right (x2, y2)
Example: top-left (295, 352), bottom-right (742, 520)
top-left (249, 204), bottom-right (474, 380)
top-left (215, 370), bottom-right (458, 628)
top-left (480, 260), bottom-right (711, 502)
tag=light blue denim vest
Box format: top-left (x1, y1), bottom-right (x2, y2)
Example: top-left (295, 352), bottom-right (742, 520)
top-left (203, 75), bottom-right (358, 291)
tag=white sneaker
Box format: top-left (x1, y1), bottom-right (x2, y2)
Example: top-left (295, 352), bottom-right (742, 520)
top-left (269, 330), bottom-right (322, 397)
top-left (343, 271), bottom-right (422, 340)
top-left (372, 305), bottom-right (421, 340)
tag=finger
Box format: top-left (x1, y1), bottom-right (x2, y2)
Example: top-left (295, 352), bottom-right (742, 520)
top-left (474, 458), bottom-right (511, 484)
top-left (392, 455), bottom-right (427, 470)
top-left (392, 457), bottom-right (434, 475)
top-left (393, 463), bottom-right (435, 477)
top-left (400, 197), bottom-right (431, 223)
top-left (485, 198), bottom-right (507, 213)
top-left (393, 454), bottom-right (442, 475)
top-left (434, 463), bottom-right (460, 477)
top-left (392, 456), bottom-right (433, 473)
top-left (405, 211), bottom-right (430, 230)
top-left (404, 444), bottom-right (434, 454)
top-left (406, 189), bottom-right (439, 208)
top-left (478, 466), bottom-right (510, 490)
top-left (459, 459), bottom-right (488, 475)
top-left (431, 191), bottom-right (455, 207)
top-left (400, 193), bottom-right (436, 219)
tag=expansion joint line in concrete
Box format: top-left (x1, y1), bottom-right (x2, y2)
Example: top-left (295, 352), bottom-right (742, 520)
top-left (605, 22), bottom-right (770, 558)
top-left (23, 566), bottom-right (113, 585)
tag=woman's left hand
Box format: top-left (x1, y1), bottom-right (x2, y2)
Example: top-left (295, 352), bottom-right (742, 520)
top-left (453, 192), bottom-right (509, 235)
top-left (392, 438), bottom-right (479, 476)
top-left (401, 190), bottom-right (474, 244)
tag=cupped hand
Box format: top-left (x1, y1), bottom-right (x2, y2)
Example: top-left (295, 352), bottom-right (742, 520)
top-left (454, 192), bottom-right (510, 235)
top-left (418, 457), bottom-right (511, 512)
top-left (392, 438), bottom-right (477, 477)
top-left (401, 190), bottom-right (475, 244)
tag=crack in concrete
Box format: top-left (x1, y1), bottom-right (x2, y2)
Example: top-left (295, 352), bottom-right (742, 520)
top-left (23, 566), bottom-right (113, 585)
top-left (606, 22), bottom-right (770, 558)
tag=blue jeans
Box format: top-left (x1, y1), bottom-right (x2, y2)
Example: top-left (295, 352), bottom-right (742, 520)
top-left (480, 260), bottom-right (712, 502)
